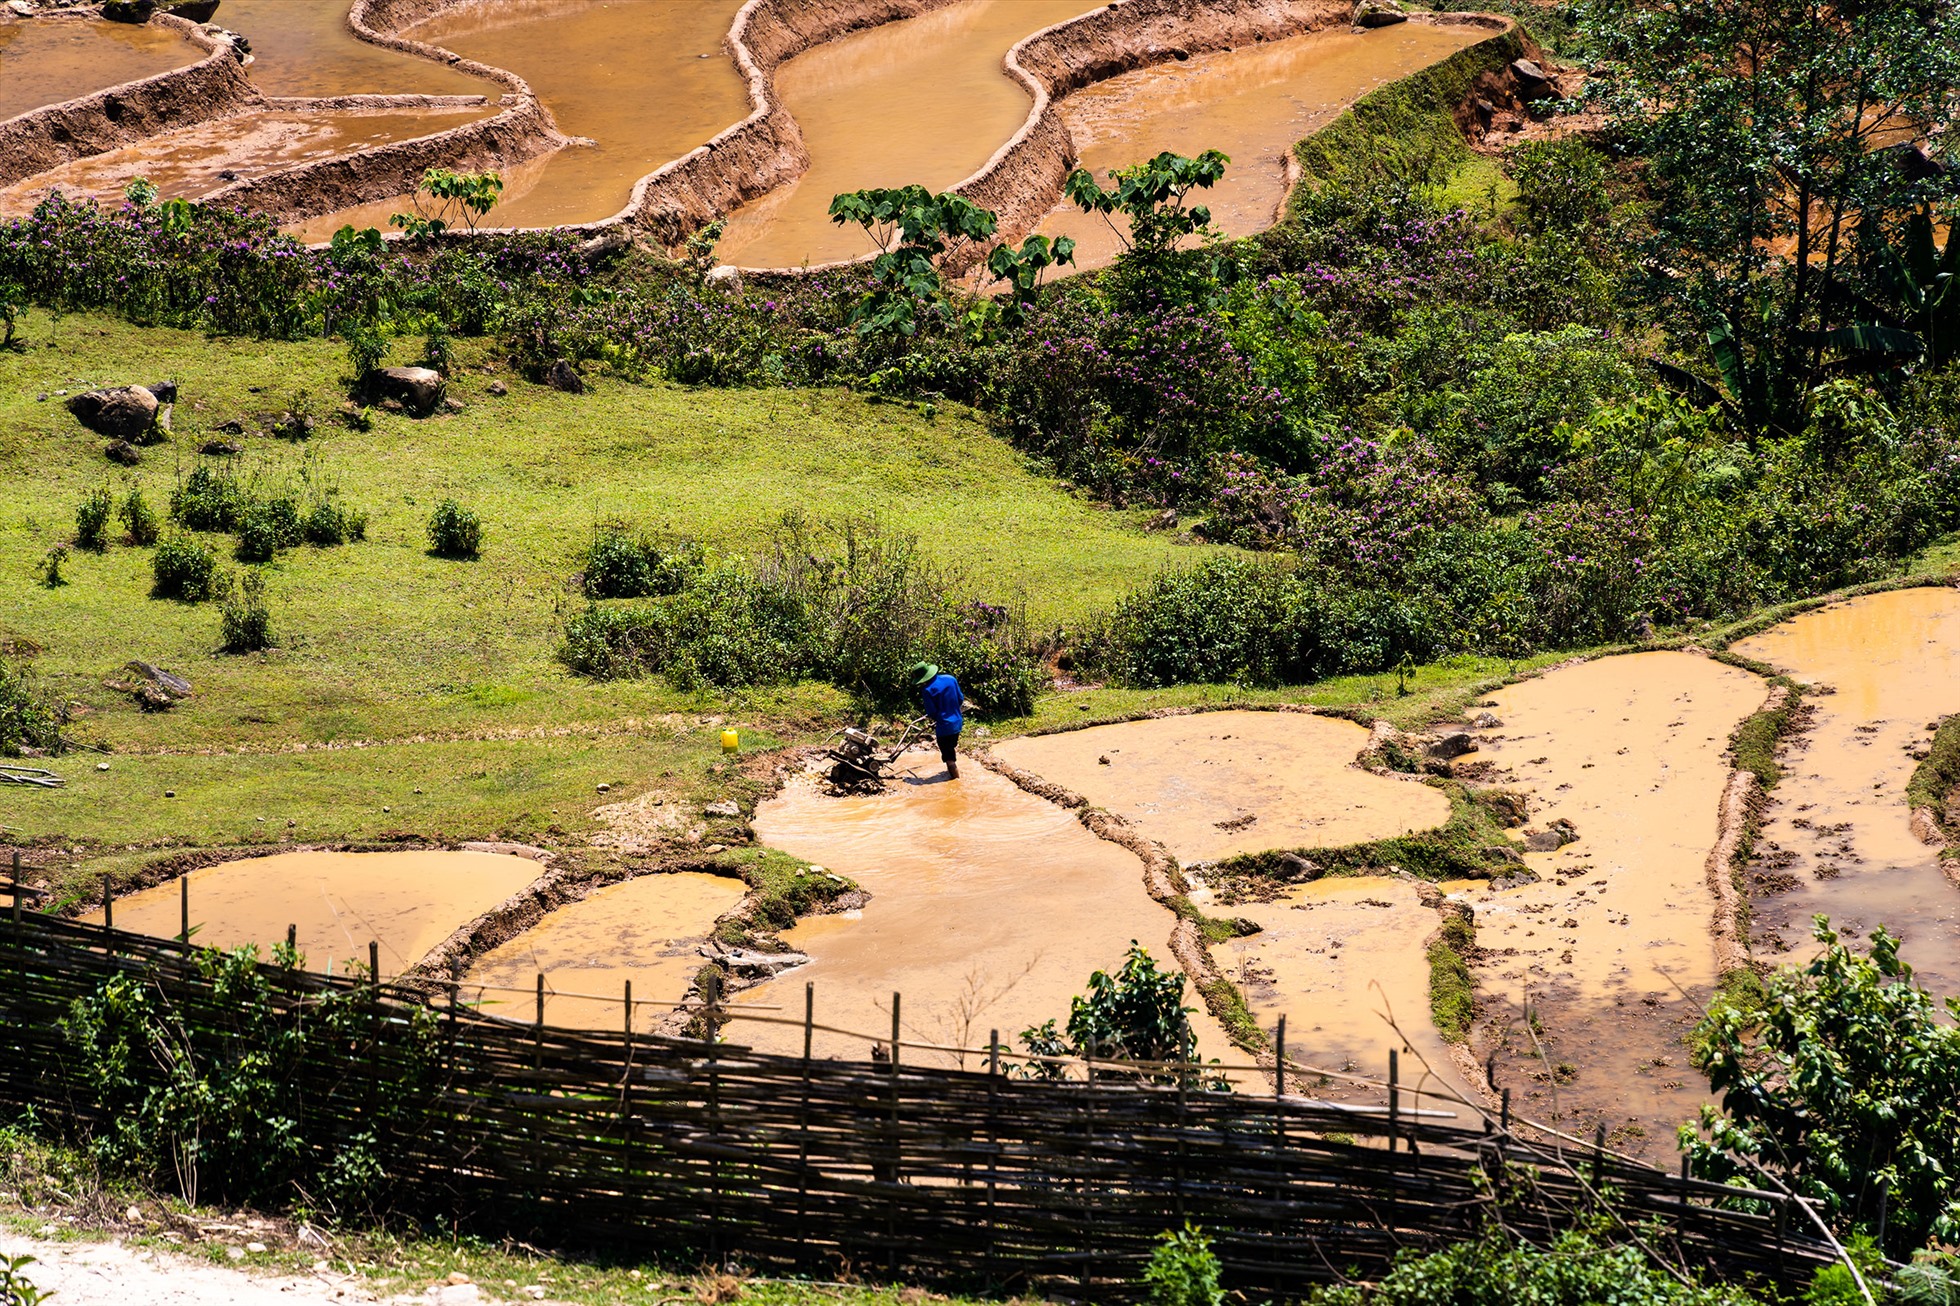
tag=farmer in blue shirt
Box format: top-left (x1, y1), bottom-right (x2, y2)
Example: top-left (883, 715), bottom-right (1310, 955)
top-left (910, 662), bottom-right (965, 780)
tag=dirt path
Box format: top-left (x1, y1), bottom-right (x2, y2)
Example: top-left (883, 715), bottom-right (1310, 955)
top-left (1, 1235), bottom-right (373, 1305)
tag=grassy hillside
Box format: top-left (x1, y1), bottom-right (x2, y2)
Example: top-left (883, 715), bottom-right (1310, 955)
top-left (0, 311), bottom-right (1203, 857)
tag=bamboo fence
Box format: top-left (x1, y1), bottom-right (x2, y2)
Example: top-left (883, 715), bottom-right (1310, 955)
top-left (0, 898), bottom-right (1835, 1300)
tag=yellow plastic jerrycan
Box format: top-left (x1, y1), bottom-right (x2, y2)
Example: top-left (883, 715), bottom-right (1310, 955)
top-left (721, 729), bottom-right (739, 754)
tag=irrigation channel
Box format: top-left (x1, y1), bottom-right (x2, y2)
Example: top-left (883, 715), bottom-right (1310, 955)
top-left (6, 0), bottom-right (1502, 270)
top-left (45, 585), bottom-right (1959, 1165)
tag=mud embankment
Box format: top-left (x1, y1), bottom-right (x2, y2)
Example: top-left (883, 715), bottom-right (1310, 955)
top-left (0, 12), bottom-right (257, 189)
top-left (203, 0), bottom-right (567, 222)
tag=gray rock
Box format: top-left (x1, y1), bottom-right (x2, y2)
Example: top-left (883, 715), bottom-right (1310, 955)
top-left (368, 365), bottom-right (446, 417)
top-left (1472, 711), bottom-right (1502, 729)
top-left (1276, 852), bottom-right (1323, 881)
top-left (199, 439), bottom-right (242, 456)
top-left (703, 946), bottom-right (810, 977)
top-left (166, 0), bottom-right (221, 20)
top-left (704, 264), bottom-right (743, 291)
top-left (703, 800), bottom-right (740, 818)
top-left (1522, 818), bottom-right (1579, 852)
top-left (104, 440), bottom-right (141, 466)
top-left (68, 385), bottom-right (159, 439)
top-left (5, 2), bottom-right (36, 19)
top-left (101, 0), bottom-right (155, 21)
top-left (1511, 58), bottom-right (1553, 93)
top-left (486, 379), bottom-right (508, 397)
top-left (545, 359), bottom-right (585, 394)
top-left (1425, 731), bottom-right (1479, 761)
top-left (146, 380), bottom-right (178, 403)
top-left (441, 396), bottom-right (465, 413)
top-left (1356, 3), bottom-right (1407, 25)
top-left (575, 227), bottom-right (632, 259)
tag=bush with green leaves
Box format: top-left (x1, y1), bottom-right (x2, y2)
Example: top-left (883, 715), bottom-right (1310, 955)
top-left (61, 944), bottom-right (439, 1212)
top-left (426, 498), bottom-right (482, 559)
top-left (120, 486), bottom-right (160, 545)
top-left (1142, 1225), bottom-right (1225, 1306)
top-left (235, 495), bottom-right (303, 562)
top-left (150, 532), bottom-right (221, 601)
top-left (1685, 917), bottom-right (1960, 1257)
top-left (34, 545), bottom-right (67, 589)
top-left (580, 523), bottom-right (702, 599)
top-left (0, 1253), bottom-right (52, 1306)
top-left (0, 654), bottom-right (64, 757)
top-left (170, 463), bottom-right (245, 532)
top-left (75, 487), bottom-right (113, 551)
top-left (1018, 943), bottom-right (1218, 1087)
top-left (218, 568), bottom-right (275, 653)
top-left (302, 497), bottom-right (367, 546)
top-left (1509, 138), bottom-right (1613, 239)
top-left (1305, 1230), bottom-right (1766, 1305)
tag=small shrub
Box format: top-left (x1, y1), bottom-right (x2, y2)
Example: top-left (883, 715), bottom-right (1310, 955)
top-left (0, 655), bottom-right (66, 757)
top-left (581, 523), bottom-right (701, 599)
top-left (170, 464), bottom-right (245, 532)
top-left (75, 488), bottom-right (113, 552)
top-left (151, 532), bottom-right (221, 601)
top-left (303, 498), bottom-right (367, 546)
top-left (1142, 1225), bottom-right (1225, 1306)
top-left (422, 319), bottom-right (454, 375)
top-left (346, 323), bottom-right (390, 383)
top-left (34, 545), bottom-right (67, 588)
top-left (218, 569), bottom-right (275, 653)
top-left (426, 498), bottom-right (482, 559)
top-left (236, 496), bottom-right (303, 562)
top-left (120, 487), bottom-right (160, 545)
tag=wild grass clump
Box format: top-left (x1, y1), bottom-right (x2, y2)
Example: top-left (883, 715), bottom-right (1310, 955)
top-left (1909, 716), bottom-right (1960, 840)
top-left (0, 654), bottom-right (65, 756)
top-left (170, 463), bottom-right (246, 532)
top-left (559, 518), bottom-right (1042, 716)
top-left (1219, 781), bottom-right (1525, 884)
top-left (1428, 909), bottom-right (1476, 1042)
top-left (302, 498), bottom-right (367, 546)
top-left (427, 498), bottom-right (482, 559)
top-left (236, 496), bottom-right (303, 562)
top-left (74, 488), bottom-right (112, 552)
top-left (150, 532), bottom-right (221, 601)
top-left (217, 569), bottom-right (275, 653)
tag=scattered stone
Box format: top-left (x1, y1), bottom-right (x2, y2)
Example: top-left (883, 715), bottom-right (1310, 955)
top-left (521, 1288), bottom-right (546, 1301)
top-left (5, 1), bottom-right (35, 18)
top-left (596, 783), bottom-right (611, 793)
top-left (703, 843), bottom-right (726, 854)
top-left (704, 264), bottom-right (743, 291)
top-left (224, 1245), bottom-right (245, 1260)
top-left (544, 359), bottom-right (585, 394)
top-left (703, 800), bottom-right (740, 818)
top-left (368, 365), bottom-right (446, 416)
top-left (1098, 754), bottom-right (1111, 765)
top-left (377, 397), bottom-right (407, 414)
top-left (216, 418), bottom-right (245, 435)
top-left (166, 0), bottom-right (221, 19)
top-left (1146, 508), bottom-right (1178, 532)
top-left (103, 661), bottom-right (192, 710)
top-left (1276, 852), bottom-right (1322, 881)
top-left (104, 439), bottom-right (141, 466)
top-left (246, 1242), bottom-right (267, 1253)
top-left (1355, 0), bottom-right (1407, 24)
top-left (97, 762), bottom-right (110, 771)
top-left (446, 1272), bottom-right (471, 1285)
top-left (1425, 731), bottom-right (1478, 761)
top-left (704, 945), bottom-right (811, 976)
top-left (146, 380), bottom-right (178, 403)
top-left (1472, 711), bottom-right (1502, 729)
top-left (575, 227), bottom-right (632, 259)
top-left (1511, 57), bottom-right (1554, 96)
top-left (68, 385), bottom-right (159, 439)
top-left (125, 1205), bottom-right (141, 1221)
top-left (199, 438), bottom-right (243, 456)
top-left (1523, 818), bottom-right (1580, 852)
top-left (486, 379), bottom-right (508, 396)
top-left (102, 0), bottom-right (156, 21)
top-left (441, 396), bottom-right (465, 413)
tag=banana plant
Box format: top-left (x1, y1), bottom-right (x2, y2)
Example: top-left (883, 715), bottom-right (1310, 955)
top-left (1861, 206), bottom-right (1960, 367)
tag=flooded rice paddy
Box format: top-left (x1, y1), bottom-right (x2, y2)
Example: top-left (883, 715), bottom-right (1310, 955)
top-left (992, 710), bottom-right (1449, 864)
top-left (463, 870), bottom-right (748, 1030)
top-left (713, 0), bottom-right (1101, 269)
top-left (0, 16), bottom-right (199, 123)
top-left (0, 106), bottom-right (491, 210)
top-left (220, 0), bottom-right (491, 97)
top-left (1213, 874), bottom-right (1476, 1101)
top-left (1034, 21), bottom-right (1486, 270)
top-left (91, 849), bottom-right (540, 978)
top-left (742, 754), bottom-right (1235, 1069)
top-left (1734, 587), bottom-right (1960, 990)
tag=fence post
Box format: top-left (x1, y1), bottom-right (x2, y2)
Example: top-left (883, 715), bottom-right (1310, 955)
top-left (888, 991), bottom-right (901, 1275)
top-left (707, 970), bottom-right (722, 1262)
top-left (368, 941), bottom-right (381, 1123)
top-left (286, 923), bottom-right (296, 954)
top-left (1387, 1048), bottom-right (1399, 1154)
top-left (534, 972), bottom-right (544, 1071)
top-left (986, 1027), bottom-right (1000, 1287)
top-left (179, 876), bottom-right (189, 951)
top-left (797, 983), bottom-right (813, 1265)
top-left (10, 851), bottom-right (21, 953)
top-left (1082, 1032), bottom-right (1097, 1297)
top-left (1273, 1015), bottom-right (1287, 1270)
top-left (101, 874), bottom-right (113, 935)
top-left (1592, 1122), bottom-right (1607, 1195)
top-left (1175, 1014), bottom-right (1190, 1224)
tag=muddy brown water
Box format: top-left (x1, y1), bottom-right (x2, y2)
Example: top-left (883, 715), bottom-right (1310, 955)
top-left (743, 756), bottom-right (1237, 1070)
top-left (1032, 21), bottom-right (1487, 271)
top-left (1210, 874), bottom-right (1479, 1106)
top-left (463, 870), bottom-right (748, 1030)
top-left (220, 0), bottom-right (489, 97)
top-left (1735, 587), bottom-right (1960, 992)
top-left (0, 106), bottom-right (491, 210)
top-left (87, 849), bottom-right (540, 978)
top-left (1468, 651), bottom-right (1768, 1146)
top-left (992, 710), bottom-right (1450, 865)
top-left (293, 0), bottom-right (750, 238)
top-left (0, 17), bottom-right (200, 123)
top-left (713, 0), bottom-right (1102, 269)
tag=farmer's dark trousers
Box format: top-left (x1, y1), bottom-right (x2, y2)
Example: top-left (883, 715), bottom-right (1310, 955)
top-left (937, 731), bottom-right (960, 767)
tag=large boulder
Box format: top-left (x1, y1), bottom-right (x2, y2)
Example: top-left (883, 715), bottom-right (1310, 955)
top-left (1511, 58), bottom-right (1555, 97)
top-left (1425, 730), bottom-right (1479, 761)
top-left (102, 0), bottom-right (157, 21)
top-left (166, 0), bottom-right (221, 20)
top-left (545, 359), bottom-right (585, 394)
top-left (367, 366), bottom-right (446, 417)
top-left (68, 385), bottom-right (159, 440)
top-left (1356, 0), bottom-right (1408, 25)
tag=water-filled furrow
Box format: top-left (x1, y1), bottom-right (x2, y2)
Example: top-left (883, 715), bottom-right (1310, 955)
top-left (0, 16), bottom-right (200, 123)
top-left (87, 849), bottom-right (542, 978)
top-left (1033, 21), bottom-right (1487, 271)
top-left (1734, 586), bottom-right (1960, 990)
top-left (743, 758), bottom-right (1235, 1069)
top-left (712, 0), bottom-right (1103, 269)
top-left (991, 710), bottom-right (1450, 865)
top-left (462, 871), bottom-right (748, 1030)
